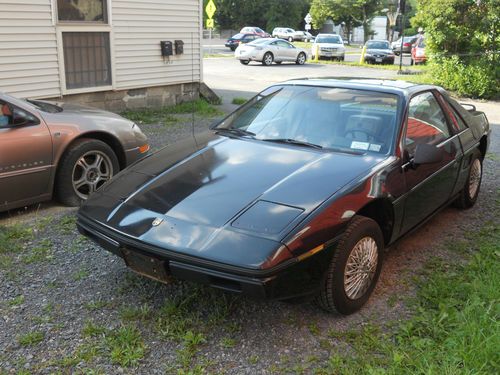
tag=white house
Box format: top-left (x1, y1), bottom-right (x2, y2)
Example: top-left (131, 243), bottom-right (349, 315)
top-left (0, 0), bottom-right (203, 110)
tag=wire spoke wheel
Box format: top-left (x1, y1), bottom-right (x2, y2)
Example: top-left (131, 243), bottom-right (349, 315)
top-left (344, 237), bottom-right (378, 300)
top-left (468, 158), bottom-right (481, 199)
top-left (72, 150), bottom-right (113, 200)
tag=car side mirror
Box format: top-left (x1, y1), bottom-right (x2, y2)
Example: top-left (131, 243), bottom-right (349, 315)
top-left (460, 103), bottom-right (476, 112)
top-left (12, 107), bottom-right (39, 126)
top-left (413, 143), bottom-right (443, 165)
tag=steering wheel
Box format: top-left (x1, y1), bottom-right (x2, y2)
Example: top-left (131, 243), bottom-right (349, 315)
top-left (344, 127), bottom-right (378, 143)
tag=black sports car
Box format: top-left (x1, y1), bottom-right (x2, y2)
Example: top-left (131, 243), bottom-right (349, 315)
top-left (77, 79), bottom-right (490, 314)
top-left (364, 40), bottom-right (396, 64)
top-left (225, 33), bottom-right (260, 51)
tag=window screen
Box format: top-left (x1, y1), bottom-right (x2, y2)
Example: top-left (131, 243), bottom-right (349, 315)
top-left (57, 0), bottom-right (107, 22)
top-left (63, 32), bottom-right (111, 89)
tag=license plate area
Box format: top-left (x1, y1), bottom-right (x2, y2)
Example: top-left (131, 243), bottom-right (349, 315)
top-left (122, 248), bottom-right (172, 283)
top-left (375, 58), bottom-right (382, 62)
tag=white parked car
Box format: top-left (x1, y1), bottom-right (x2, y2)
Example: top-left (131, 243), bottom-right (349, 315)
top-left (235, 38), bottom-right (308, 66)
top-left (312, 34), bottom-right (346, 60)
top-left (272, 27), bottom-right (296, 42)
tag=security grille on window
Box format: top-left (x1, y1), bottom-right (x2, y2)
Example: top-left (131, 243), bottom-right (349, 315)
top-left (63, 32), bottom-right (111, 89)
top-left (57, 0), bottom-right (107, 22)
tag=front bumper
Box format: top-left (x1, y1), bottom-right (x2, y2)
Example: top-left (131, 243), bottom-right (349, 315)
top-left (364, 55), bottom-right (395, 64)
top-left (77, 214), bottom-right (334, 300)
top-left (318, 50), bottom-right (344, 58)
top-left (124, 145), bottom-right (149, 166)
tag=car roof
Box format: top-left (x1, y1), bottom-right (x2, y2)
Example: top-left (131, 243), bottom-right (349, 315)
top-left (278, 78), bottom-right (438, 97)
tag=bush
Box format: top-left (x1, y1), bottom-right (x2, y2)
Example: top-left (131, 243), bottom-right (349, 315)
top-left (429, 55), bottom-right (500, 99)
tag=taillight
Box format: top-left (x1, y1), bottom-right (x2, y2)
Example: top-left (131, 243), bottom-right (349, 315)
top-left (403, 42), bottom-right (410, 47)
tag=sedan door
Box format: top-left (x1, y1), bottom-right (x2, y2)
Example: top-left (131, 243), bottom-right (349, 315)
top-left (0, 100), bottom-right (53, 209)
top-left (400, 91), bottom-right (462, 233)
top-left (275, 40), bottom-right (296, 61)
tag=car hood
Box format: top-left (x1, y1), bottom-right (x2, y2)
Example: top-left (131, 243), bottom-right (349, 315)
top-left (79, 134), bottom-right (385, 268)
top-left (39, 102), bottom-right (133, 128)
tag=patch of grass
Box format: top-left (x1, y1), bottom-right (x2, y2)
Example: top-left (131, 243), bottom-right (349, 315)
top-left (58, 214), bottom-right (77, 234)
top-left (316, 223), bottom-right (500, 374)
top-left (0, 225), bottom-right (33, 255)
top-left (221, 337), bottom-right (236, 348)
top-left (22, 238), bottom-right (53, 264)
top-left (119, 304), bottom-right (152, 322)
top-left (248, 355), bottom-right (259, 365)
top-left (106, 325), bottom-right (146, 367)
top-left (231, 97), bottom-right (247, 105)
top-left (310, 58), bottom-right (429, 72)
top-left (72, 268), bottom-right (89, 281)
top-left (121, 99), bottom-right (223, 125)
top-left (8, 295), bottom-right (24, 306)
top-left (82, 321), bottom-right (107, 338)
top-left (18, 331), bottom-right (44, 347)
top-left (84, 299), bottom-right (112, 311)
top-left (203, 53), bottom-right (233, 58)
top-left (308, 322), bottom-right (320, 336)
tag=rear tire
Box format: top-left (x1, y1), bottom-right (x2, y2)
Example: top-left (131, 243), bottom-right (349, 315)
top-left (240, 60), bottom-right (249, 65)
top-left (262, 52), bottom-right (274, 66)
top-left (454, 154), bottom-right (482, 209)
top-left (296, 52), bottom-right (306, 65)
top-left (56, 139), bottom-right (119, 206)
top-left (315, 216), bottom-right (384, 314)
top-left (288, 36), bottom-right (293, 42)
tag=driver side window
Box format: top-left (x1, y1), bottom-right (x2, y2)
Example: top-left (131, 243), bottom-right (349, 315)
top-left (405, 92), bottom-right (450, 156)
top-left (0, 100), bottom-right (13, 127)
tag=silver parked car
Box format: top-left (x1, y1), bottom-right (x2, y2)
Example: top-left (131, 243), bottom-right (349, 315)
top-left (0, 92), bottom-right (149, 212)
top-left (312, 34), bottom-right (346, 60)
top-left (235, 38), bottom-right (308, 66)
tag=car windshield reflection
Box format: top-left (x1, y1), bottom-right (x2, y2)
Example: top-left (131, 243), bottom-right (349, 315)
top-left (215, 85), bottom-right (399, 154)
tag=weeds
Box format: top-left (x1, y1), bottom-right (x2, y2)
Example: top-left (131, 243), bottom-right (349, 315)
top-left (18, 331), bottom-right (44, 347)
top-left (231, 97), bottom-right (247, 105)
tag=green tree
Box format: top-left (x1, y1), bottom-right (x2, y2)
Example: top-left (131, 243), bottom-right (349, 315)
top-left (265, 0), bottom-right (311, 31)
top-left (310, 0), bottom-right (382, 42)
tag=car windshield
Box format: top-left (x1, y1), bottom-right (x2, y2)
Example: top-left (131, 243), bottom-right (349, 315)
top-left (215, 85), bottom-right (399, 154)
top-left (316, 36), bottom-right (341, 44)
top-left (418, 39), bottom-right (426, 47)
top-left (366, 41), bottom-right (390, 49)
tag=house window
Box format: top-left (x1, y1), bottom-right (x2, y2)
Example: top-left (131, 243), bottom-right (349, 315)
top-left (57, 0), bottom-right (107, 23)
top-left (63, 32), bottom-right (111, 89)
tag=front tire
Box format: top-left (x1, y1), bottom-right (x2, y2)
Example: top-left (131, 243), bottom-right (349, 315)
top-left (296, 52), bottom-right (306, 65)
top-left (315, 216), bottom-right (384, 314)
top-left (56, 139), bottom-right (119, 206)
top-left (262, 52), bottom-right (274, 66)
top-left (454, 155), bottom-right (482, 209)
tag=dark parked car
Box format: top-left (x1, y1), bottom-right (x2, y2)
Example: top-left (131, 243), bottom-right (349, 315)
top-left (364, 40), bottom-right (395, 64)
top-left (0, 92), bottom-right (149, 212)
top-left (78, 79), bottom-right (490, 315)
top-left (225, 33), bottom-right (260, 51)
top-left (391, 35), bottom-right (418, 55)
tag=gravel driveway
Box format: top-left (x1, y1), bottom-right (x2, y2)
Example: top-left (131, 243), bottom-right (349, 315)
top-left (1, 102), bottom-right (499, 374)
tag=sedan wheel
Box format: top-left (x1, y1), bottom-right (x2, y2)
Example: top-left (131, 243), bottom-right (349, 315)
top-left (262, 52), bottom-right (274, 66)
top-left (240, 60), bottom-right (250, 65)
top-left (56, 139), bottom-right (119, 206)
top-left (454, 154), bottom-right (482, 209)
top-left (288, 37), bottom-right (293, 42)
top-left (296, 52), bottom-right (306, 65)
top-left (316, 216), bottom-right (384, 314)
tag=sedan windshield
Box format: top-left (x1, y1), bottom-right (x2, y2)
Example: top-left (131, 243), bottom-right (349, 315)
top-left (366, 41), bottom-right (390, 49)
top-left (316, 36), bottom-right (341, 44)
top-left (215, 85), bottom-right (399, 154)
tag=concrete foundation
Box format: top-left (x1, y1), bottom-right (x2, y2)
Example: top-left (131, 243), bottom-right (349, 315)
top-left (48, 83), bottom-right (201, 112)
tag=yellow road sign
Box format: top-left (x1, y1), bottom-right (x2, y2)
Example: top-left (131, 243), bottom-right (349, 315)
top-left (206, 19), bottom-right (214, 29)
top-left (206, 0), bottom-right (216, 19)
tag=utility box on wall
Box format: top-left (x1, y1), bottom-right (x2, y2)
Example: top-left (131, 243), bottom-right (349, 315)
top-left (160, 41), bottom-right (173, 56)
top-left (175, 40), bottom-right (184, 55)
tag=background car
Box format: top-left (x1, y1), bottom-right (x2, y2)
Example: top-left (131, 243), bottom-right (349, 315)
top-left (225, 33), bottom-right (260, 51)
top-left (293, 31), bottom-right (314, 42)
top-left (0, 93), bottom-right (149, 212)
top-left (78, 79), bottom-right (489, 315)
top-left (240, 26), bottom-right (270, 38)
top-left (411, 38), bottom-right (427, 65)
top-left (391, 35), bottom-right (418, 55)
top-left (311, 34), bottom-right (345, 60)
top-left (363, 40), bottom-right (395, 64)
top-left (272, 27), bottom-right (296, 42)
top-left (235, 38), bottom-right (307, 66)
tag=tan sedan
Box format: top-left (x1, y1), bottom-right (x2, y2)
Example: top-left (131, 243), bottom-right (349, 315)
top-left (0, 92), bottom-right (149, 212)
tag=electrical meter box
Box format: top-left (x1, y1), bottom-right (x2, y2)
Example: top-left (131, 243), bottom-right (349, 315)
top-left (174, 40), bottom-right (184, 55)
top-left (160, 41), bottom-right (173, 56)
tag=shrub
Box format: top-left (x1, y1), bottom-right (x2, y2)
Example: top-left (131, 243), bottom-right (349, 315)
top-left (429, 55), bottom-right (499, 99)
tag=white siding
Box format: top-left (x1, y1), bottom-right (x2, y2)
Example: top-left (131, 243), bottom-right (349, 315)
top-left (0, 0), bottom-right (61, 98)
top-left (112, 0), bottom-right (202, 90)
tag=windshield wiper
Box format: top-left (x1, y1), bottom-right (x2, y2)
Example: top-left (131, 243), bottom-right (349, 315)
top-left (214, 128), bottom-right (256, 138)
top-left (259, 138), bottom-right (323, 149)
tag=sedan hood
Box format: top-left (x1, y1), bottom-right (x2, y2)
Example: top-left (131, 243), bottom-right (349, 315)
top-left (40, 102), bottom-right (132, 127)
top-left (80, 135), bottom-right (385, 268)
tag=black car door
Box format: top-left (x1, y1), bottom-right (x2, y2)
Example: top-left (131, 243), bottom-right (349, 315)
top-left (400, 90), bottom-right (462, 233)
